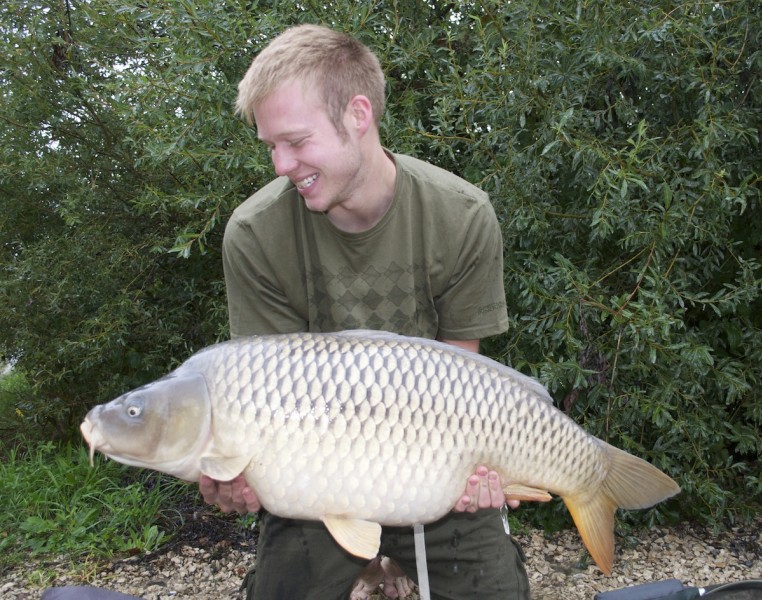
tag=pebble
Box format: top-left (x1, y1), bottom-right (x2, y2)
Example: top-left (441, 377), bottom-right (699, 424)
top-left (1, 518), bottom-right (759, 599)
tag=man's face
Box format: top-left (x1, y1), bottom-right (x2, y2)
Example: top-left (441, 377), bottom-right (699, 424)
top-left (254, 80), bottom-right (363, 216)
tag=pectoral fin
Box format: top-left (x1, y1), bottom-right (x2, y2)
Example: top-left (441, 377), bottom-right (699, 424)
top-left (200, 454), bottom-right (251, 482)
top-left (502, 483), bottom-right (553, 503)
top-left (321, 515), bottom-right (381, 559)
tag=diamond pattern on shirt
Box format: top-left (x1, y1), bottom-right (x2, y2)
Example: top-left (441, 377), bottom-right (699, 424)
top-left (307, 261), bottom-right (437, 337)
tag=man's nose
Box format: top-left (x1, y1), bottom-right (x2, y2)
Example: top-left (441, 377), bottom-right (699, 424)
top-left (272, 146), bottom-right (298, 177)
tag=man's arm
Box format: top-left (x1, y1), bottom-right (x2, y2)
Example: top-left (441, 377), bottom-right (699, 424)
top-left (439, 338), bottom-right (479, 353)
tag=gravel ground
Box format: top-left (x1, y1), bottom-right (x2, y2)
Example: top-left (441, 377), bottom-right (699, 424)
top-left (2, 509), bottom-right (760, 599)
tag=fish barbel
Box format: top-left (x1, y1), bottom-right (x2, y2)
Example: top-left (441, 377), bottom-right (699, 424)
top-left (80, 330), bottom-right (679, 574)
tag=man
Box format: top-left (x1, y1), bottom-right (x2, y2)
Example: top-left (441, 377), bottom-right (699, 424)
top-left (201, 24), bottom-right (529, 600)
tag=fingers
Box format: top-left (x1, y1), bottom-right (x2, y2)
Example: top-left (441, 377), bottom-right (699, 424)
top-left (453, 492), bottom-right (474, 513)
top-left (198, 474), bottom-right (218, 504)
top-left (349, 557), bottom-right (384, 600)
top-left (452, 466), bottom-right (515, 512)
top-left (481, 468), bottom-right (503, 509)
top-left (198, 473), bottom-right (261, 514)
top-left (380, 557), bottom-right (413, 599)
top-left (241, 481), bottom-right (262, 512)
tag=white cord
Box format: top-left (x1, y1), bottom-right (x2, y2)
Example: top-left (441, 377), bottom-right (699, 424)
top-left (413, 523), bottom-right (431, 600)
top-left (500, 504), bottom-right (511, 535)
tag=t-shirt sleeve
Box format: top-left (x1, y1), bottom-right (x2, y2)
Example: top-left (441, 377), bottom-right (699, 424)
top-left (222, 216), bottom-right (307, 338)
top-left (434, 200), bottom-right (509, 340)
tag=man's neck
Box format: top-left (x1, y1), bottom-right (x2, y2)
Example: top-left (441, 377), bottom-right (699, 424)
top-left (326, 147), bottom-right (397, 233)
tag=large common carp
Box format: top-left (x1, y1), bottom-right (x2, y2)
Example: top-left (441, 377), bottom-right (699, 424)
top-left (81, 330), bottom-right (679, 575)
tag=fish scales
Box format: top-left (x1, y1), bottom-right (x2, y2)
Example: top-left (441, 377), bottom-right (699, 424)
top-left (205, 332), bottom-right (584, 515)
top-left (81, 330), bottom-right (679, 574)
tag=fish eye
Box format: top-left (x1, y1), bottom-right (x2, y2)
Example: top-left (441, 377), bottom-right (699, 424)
top-left (127, 404), bottom-right (142, 418)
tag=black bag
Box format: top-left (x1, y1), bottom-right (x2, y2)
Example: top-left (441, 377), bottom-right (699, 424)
top-left (594, 578), bottom-right (762, 600)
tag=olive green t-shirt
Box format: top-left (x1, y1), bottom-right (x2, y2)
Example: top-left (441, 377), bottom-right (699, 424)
top-left (222, 152), bottom-right (509, 340)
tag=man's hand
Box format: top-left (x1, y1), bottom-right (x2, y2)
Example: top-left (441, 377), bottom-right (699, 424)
top-left (452, 466), bottom-right (520, 512)
top-left (199, 473), bottom-right (261, 514)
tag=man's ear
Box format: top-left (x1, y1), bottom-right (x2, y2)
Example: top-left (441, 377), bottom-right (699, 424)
top-left (347, 95), bottom-right (374, 135)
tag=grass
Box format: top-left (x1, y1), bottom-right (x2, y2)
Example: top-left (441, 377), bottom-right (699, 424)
top-left (0, 440), bottom-right (194, 573)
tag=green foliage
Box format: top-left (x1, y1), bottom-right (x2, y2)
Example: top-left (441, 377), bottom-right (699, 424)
top-left (0, 0), bottom-right (233, 435)
top-left (0, 365), bottom-right (30, 440)
top-left (1, 0), bottom-right (759, 531)
top-left (0, 441), bottom-right (191, 568)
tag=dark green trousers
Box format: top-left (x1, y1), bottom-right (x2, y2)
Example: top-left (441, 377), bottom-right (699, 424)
top-left (244, 509), bottom-right (529, 600)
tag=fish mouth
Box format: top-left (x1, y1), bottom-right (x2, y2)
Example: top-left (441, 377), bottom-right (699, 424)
top-left (80, 417), bottom-right (106, 466)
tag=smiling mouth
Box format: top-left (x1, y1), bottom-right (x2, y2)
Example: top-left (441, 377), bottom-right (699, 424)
top-left (296, 174), bottom-right (318, 190)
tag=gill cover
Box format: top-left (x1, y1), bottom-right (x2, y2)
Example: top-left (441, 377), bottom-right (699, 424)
top-left (84, 371), bottom-right (212, 478)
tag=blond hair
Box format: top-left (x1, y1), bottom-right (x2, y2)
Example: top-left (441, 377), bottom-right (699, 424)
top-left (236, 24), bottom-right (386, 133)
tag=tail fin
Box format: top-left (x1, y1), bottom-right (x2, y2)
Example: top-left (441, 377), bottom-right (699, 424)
top-left (562, 442), bottom-right (680, 575)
